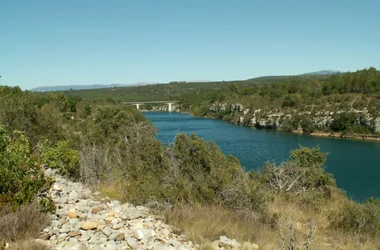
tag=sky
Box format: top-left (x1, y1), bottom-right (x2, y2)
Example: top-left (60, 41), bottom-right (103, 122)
top-left (1, 0), bottom-right (380, 90)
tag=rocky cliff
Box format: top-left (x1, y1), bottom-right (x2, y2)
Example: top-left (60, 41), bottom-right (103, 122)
top-left (209, 103), bottom-right (380, 134)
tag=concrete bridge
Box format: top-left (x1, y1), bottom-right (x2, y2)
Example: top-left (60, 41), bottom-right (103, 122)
top-left (124, 101), bottom-right (179, 112)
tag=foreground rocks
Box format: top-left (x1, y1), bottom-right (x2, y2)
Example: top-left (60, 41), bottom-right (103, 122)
top-left (39, 170), bottom-right (196, 249)
top-left (39, 169), bottom-right (257, 249)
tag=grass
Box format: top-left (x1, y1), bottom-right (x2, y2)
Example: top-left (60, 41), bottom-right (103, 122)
top-left (163, 204), bottom-right (276, 249)
top-left (0, 203), bottom-right (50, 249)
top-left (7, 240), bottom-right (50, 250)
top-left (160, 194), bottom-right (380, 250)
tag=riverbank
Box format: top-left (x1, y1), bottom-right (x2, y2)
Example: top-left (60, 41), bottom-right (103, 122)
top-left (147, 110), bottom-right (380, 143)
top-left (292, 130), bottom-right (380, 142)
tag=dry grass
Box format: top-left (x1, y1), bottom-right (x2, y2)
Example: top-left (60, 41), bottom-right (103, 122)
top-left (268, 191), bottom-right (380, 250)
top-left (96, 180), bottom-right (126, 202)
top-left (8, 240), bottom-right (50, 250)
top-left (0, 203), bottom-right (50, 242)
top-left (163, 204), bottom-right (276, 247)
top-left (162, 193), bottom-right (380, 250)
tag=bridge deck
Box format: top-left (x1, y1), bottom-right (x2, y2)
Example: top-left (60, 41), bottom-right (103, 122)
top-left (124, 101), bottom-right (179, 104)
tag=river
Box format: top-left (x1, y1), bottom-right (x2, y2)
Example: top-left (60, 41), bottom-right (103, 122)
top-left (143, 111), bottom-right (380, 201)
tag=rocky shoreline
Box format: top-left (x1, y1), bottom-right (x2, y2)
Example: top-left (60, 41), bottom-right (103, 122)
top-left (34, 169), bottom-right (257, 250)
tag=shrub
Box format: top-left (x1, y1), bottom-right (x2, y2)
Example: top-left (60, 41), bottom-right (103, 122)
top-left (331, 198), bottom-right (380, 238)
top-left (38, 140), bottom-right (80, 178)
top-left (0, 126), bottom-right (53, 210)
top-left (260, 146), bottom-right (336, 208)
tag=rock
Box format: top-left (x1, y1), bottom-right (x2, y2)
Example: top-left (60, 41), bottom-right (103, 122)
top-left (101, 241), bottom-right (117, 250)
top-left (121, 209), bottom-right (144, 220)
top-left (127, 238), bottom-right (139, 249)
top-left (92, 207), bottom-right (103, 214)
top-left (37, 173), bottom-right (197, 249)
top-left (81, 221), bottom-right (98, 230)
top-left (69, 190), bottom-right (78, 201)
top-left (39, 233), bottom-right (51, 240)
top-left (68, 231), bottom-right (81, 237)
top-left (108, 210), bottom-right (116, 217)
top-left (101, 227), bottom-right (113, 237)
top-left (59, 226), bottom-right (70, 233)
top-left (67, 210), bottom-right (78, 219)
top-left (115, 233), bottom-right (125, 241)
top-left (242, 242), bottom-right (259, 250)
top-left (218, 236), bottom-right (241, 249)
top-left (211, 240), bottom-right (220, 250)
top-left (53, 183), bottom-right (62, 191)
top-left (57, 233), bottom-right (67, 241)
top-left (69, 237), bottom-right (79, 244)
top-left (135, 229), bottom-right (144, 240)
top-left (80, 188), bottom-right (92, 199)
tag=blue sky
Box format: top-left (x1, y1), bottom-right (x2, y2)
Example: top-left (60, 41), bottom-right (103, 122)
top-left (1, 0), bottom-right (379, 89)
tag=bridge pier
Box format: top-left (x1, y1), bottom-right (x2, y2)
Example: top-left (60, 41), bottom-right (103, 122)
top-left (135, 104), bottom-right (140, 110)
top-left (168, 103), bottom-right (172, 112)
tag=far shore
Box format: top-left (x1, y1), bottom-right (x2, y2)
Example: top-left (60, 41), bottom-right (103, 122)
top-left (141, 110), bottom-right (380, 143)
top-left (293, 130), bottom-right (380, 142)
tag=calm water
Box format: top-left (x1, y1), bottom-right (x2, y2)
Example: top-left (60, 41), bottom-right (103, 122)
top-left (143, 112), bottom-right (380, 201)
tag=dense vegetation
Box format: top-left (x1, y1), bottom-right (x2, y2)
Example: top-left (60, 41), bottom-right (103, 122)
top-left (65, 68), bottom-right (380, 137)
top-left (1, 70), bottom-right (380, 249)
top-left (187, 68), bottom-right (380, 137)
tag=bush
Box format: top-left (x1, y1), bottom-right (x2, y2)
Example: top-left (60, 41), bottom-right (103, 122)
top-left (0, 126), bottom-right (53, 210)
top-left (38, 140), bottom-right (80, 178)
top-left (260, 146), bottom-right (336, 208)
top-left (331, 198), bottom-right (380, 238)
top-left (161, 134), bottom-right (268, 219)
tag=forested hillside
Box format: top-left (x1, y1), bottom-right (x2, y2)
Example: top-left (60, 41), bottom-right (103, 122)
top-left (65, 67), bottom-right (380, 138)
top-left (186, 67), bottom-right (380, 138)
top-left (64, 74), bottom-right (331, 102)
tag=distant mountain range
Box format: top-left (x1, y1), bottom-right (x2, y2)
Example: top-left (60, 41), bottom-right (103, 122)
top-left (302, 70), bottom-right (340, 75)
top-left (31, 70), bottom-right (340, 92)
top-left (31, 82), bottom-right (155, 92)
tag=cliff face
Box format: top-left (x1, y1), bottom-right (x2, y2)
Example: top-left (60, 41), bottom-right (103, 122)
top-left (209, 103), bottom-right (380, 134)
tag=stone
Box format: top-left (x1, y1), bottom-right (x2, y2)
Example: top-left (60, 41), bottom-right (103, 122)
top-left (59, 226), bottom-right (70, 233)
top-left (68, 231), bottom-right (81, 237)
top-left (218, 235), bottom-right (241, 249)
top-left (101, 241), bottom-right (117, 250)
top-left (50, 214), bottom-right (58, 220)
top-left (81, 221), bottom-right (98, 230)
top-left (67, 210), bottom-right (79, 219)
top-left (57, 233), bottom-right (67, 241)
top-left (51, 220), bottom-right (60, 228)
top-left (39, 233), bottom-right (51, 240)
top-left (53, 183), bottom-right (62, 191)
top-left (36, 174), bottom-right (198, 250)
top-left (127, 238), bottom-right (139, 249)
top-left (135, 229), bottom-right (144, 240)
top-left (115, 233), bottom-right (125, 241)
top-left (121, 209), bottom-right (144, 220)
top-left (101, 227), bottom-right (113, 237)
top-left (108, 210), bottom-right (116, 216)
top-left (69, 237), bottom-right (79, 244)
top-left (242, 242), bottom-right (259, 250)
top-left (167, 238), bottom-right (182, 248)
top-left (69, 190), bottom-right (78, 201)
top-left (80, 188), bottom-right (92, 199)
top-left (69, 218), bottom-right (79, 226)
top-left (92, 207), bottom-right (103, 214)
